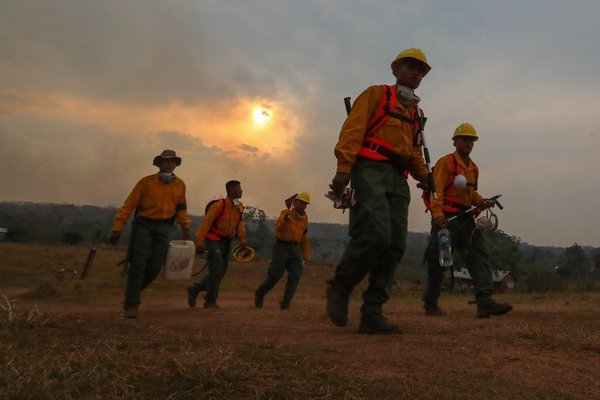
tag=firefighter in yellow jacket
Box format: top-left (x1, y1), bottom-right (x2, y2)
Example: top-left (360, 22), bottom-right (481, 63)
top-left (255, 192), bottom-right (311, 310)
top-left (422, 123), bottom-right (512, 318)
top-left (110, 150), bottom-right (191, 319)
top-left (187, 180), bottom-right (247, 309)
top-left (327, 48), bottom-right (431, 334)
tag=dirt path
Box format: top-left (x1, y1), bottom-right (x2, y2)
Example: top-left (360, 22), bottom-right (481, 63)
top-left (2, 243), bottom-right (600, 399)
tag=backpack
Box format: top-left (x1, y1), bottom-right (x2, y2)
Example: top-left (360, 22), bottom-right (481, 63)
top-left (205, 198), bottom-right (229, 240)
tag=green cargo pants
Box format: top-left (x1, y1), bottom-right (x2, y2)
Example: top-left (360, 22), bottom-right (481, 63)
top-left (124, 218), bottom-right (173, 309)
top-left (189, 238), bottom-right (232, 305)
top-left (256, 240), bottom-right (304, 307)
top-left (422, 215), bottom-right (494, 308)
top-left (333, 158), bottom-right (410, 318)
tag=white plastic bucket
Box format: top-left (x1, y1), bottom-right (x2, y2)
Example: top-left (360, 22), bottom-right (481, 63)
top-left (164, 240), bottom-right (195, 280)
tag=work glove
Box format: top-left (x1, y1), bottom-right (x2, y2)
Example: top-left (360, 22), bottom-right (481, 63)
top-left (432, 216), bottom-right (447, 231)
top-left (109, 231), bottom-right (120, 245)
top-left (329, 172), bottom-right (351, 198)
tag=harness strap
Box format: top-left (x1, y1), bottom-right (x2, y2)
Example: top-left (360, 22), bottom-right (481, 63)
top-left (207, 199), bottom-right (233, 240)
top-left (422, 155), bottom-right (472, 213)
top-left (442, 197), bottom-right (470, 213)
top-left (365, 85), bottom-right (415, 138)
top-left (443, 154), bottom-right (461, 191)
top-left (364, 86), bottom-right (394, 137)
top-left (358, 138), bottom-right (408, 174)
top-left (358, 85), bottom-right (421, 175)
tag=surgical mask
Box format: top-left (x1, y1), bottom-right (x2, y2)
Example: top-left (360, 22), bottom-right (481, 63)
top-left (396, 85), bottom-right (421, 106)
top-left (159, 172), bottom-right (174, 183)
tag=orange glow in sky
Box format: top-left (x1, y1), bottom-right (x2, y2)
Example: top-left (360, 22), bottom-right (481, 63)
top-left (1, 89), bottom-right (300, 159)
top-left (252, 105), bottom-right (272, 125)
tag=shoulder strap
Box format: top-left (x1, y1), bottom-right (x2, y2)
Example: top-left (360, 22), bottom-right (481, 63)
top-left (443, 154), bottom-right (460, 191)
top-left (365, 85), bottom-right (394, 137)
top-left (206, 198), bottom-right (227, 230)
top-left (471, 161), bottom-right (479, 190)
top-left (365, 85), bottom-right (419, 139)
top-left (214, 199), bottom-right (227, 226)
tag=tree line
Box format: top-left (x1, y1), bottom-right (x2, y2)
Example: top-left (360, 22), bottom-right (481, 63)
top-left (1, 201), bottom-right (599, 291)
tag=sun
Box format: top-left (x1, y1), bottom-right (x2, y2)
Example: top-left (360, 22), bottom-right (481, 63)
top-left (252, 105), bottom-right (271, 124)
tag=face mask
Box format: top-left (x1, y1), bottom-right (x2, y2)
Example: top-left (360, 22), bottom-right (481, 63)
top-left (159, 172), bottom-right (174, 183)
top-left (233, 198), bottom-right (241, 206)
top-left (396, 85), bottom-right (421, 106)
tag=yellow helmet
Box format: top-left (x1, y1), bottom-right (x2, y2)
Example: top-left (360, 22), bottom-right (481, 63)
top-left (296, 191), bottom-right (310, 204)
top-left (452, 123), bottom-right (479, 141)
top-left (391, 48), bottom-right (431, 75)
top-left (232, 244), bottom-right (256, 263)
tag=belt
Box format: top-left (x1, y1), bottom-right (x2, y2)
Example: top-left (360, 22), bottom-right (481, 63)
top-left (443, 205), bottom-right (472, 219)
top-left (137, 216), bottom-right (175, 224)
top-left (277, 239), bottom-right (301, 245)
top-left (443, 199), bottom-right (470, 211)
top-left (358, 140), bottom-right (408, 171)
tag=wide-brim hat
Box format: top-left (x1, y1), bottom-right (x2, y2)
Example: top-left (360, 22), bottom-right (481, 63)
top-left (153, 149), bottom-right (182, 166)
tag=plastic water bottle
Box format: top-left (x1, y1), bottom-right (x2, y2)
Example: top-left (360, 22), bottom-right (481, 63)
top-left (438, 228), bottom-right (453, 267)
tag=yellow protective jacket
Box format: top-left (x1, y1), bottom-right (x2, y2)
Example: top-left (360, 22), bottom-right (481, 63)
top-left (195, 198), bottom-right (246, 247)
top-left (112, 174), bottom-right (191, 232)
top-left (429, 152), bottom-right (484, 219)
top-left (334, 84), bottom-right (428, 179)
top-left (274, 209), bottom-right (310, 259)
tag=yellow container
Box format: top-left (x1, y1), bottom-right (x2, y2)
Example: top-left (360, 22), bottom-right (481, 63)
top-left (164, 240), bottom-right (195, 280)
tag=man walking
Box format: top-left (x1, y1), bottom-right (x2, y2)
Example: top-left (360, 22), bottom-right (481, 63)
top-left (422, 123), bottom-right (513, 318)
top-left (255, 192), bottom-right (311, 310)
top-left (327, 48), bottom-right (432, 334)
top-left (110, 150), bottom-right (191, 318)
top-left (187, 180), bottom-right (247, 309)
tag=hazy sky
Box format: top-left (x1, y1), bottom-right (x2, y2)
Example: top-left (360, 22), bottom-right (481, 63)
top-left (1, 0), bottom-right (599, 247)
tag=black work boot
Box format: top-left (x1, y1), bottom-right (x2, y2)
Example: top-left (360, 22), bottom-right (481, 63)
top-left (358, 314), bottom-right (402, 335)
top-left (187, 286), bottom-right (199, 308)
top-left (254, 290), bottom-right (264, 309)
top-left (203, 302), bottom-right (220, 309)
top-left (424, 306), bottom-right (446, 317)
top-left (122, 306), bottom-right (138, 319)
top-left (326, 279), bottom-right (349, 327)
top-left (477, 301), bottom-right (513, 319)
top-left (279, 301), bottom-right (290, 310)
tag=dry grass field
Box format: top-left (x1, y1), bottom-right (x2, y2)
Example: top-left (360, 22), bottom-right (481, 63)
top-left (1, 242), bottom-right (599, 399)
